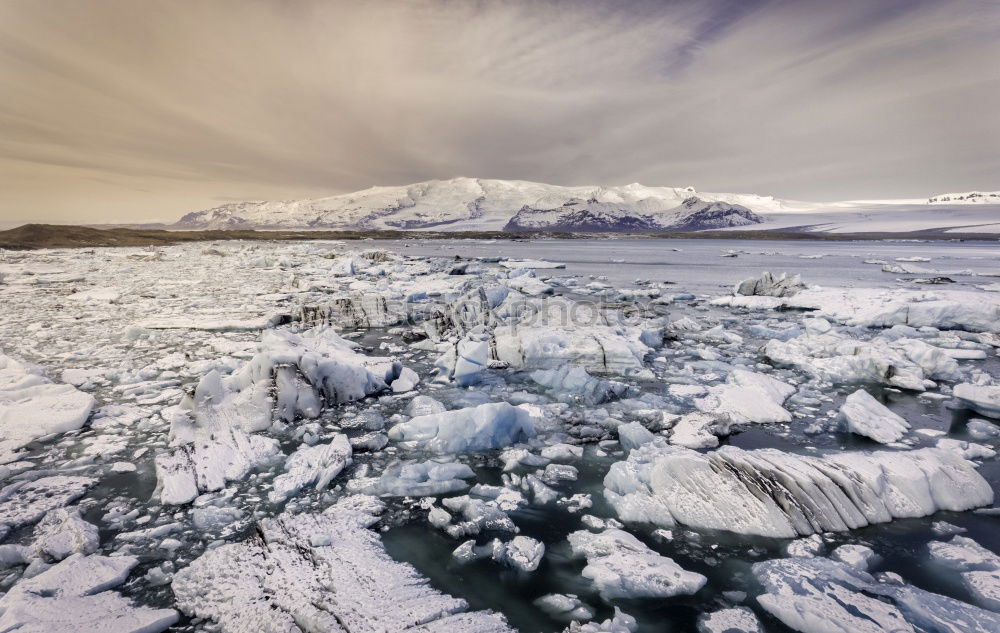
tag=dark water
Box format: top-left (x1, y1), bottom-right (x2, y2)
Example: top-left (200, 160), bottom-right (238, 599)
top-left (382, 347), bottom-right (1000, 633)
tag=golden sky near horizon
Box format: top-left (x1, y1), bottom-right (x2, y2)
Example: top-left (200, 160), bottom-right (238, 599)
top-left (1, 0), bottom-right (998, 225)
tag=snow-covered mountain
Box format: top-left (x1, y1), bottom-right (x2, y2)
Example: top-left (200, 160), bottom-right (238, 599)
top-left (503, 197), bottom-right (762, 232)
top-left (928, 191), bottom-right (1000, 204)
top-left (174, 177), bottom-right (1000, 234)
top-left (175, 178), bottom-right (785, 232)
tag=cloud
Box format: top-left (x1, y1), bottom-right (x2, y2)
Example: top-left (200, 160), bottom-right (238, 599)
top-left (0, 0), bottom-right (998, 223)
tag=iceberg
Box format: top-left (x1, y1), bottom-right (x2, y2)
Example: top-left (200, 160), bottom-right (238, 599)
top-left (954, 384), bottom-right (1000, 419)
top-left (0, 476), bottom-right (96, 535)
top-left (754, 555), bottom-right (1000, 633)
top-left (839, 389), bottom-right (910, 443)
top-left (0, 353), bottom-right (95, 460)
top-left (269, 434), bottom-right (353, 503)
top-left (603, 443), bottom-right (993, 537)
top-left (388, 401), bottom-right (536, 453)
top-left (157, 326), bottom-right (400, 504)
top-left (929, 535), bottom-right (1000, 611)
top-left (348, 459), bottom-right (475, 497)
top-left (531, 366), bottom-right (632, 405)
top-left (734, 271), bottom-right (806, 298)
top-left (0, 554), bottom-right (178, 633)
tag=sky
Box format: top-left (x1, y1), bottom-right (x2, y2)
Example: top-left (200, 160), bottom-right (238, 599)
top-left (1, 0), bottom-right (998, 225)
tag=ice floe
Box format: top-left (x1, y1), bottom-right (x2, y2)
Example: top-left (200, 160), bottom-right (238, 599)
top-left (0, 553), bottom-right (178, 633)
top-left (172, 496), bottom-right (513, 633)
top-left (0, 353), bottom-right (94, 461)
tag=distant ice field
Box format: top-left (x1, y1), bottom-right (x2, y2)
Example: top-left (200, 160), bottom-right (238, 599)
top-left (381, 237), bottom-right (1000, 294)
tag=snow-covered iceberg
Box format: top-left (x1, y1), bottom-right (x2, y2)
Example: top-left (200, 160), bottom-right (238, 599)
top-left (954, 384), bottom-right (1000, 419)
top-left (839, 389), bottom-right (911, 443)
top-left (0, 553), bottom-right (178, 633)
top-left (603, 443), bottom-right (992, 537)
top-left (172, 496), bottom-right (513, 633)
top-left (0, 353), bottom-right (94, 460)
top-left (754, 555), bottom-right (1000, 633)
top-left (156, 327), bottom-right (400, 504)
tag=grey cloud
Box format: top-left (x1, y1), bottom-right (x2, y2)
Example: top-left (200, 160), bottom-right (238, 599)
top-left (0, 0), bottom-right (997, 224)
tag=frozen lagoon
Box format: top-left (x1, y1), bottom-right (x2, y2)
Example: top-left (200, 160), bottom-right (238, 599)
top-left (1, 236), bottom-right (999, 633)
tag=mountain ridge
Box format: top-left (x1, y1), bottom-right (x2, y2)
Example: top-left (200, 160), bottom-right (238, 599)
top-left (174, 177), bottom-right (1000, 234)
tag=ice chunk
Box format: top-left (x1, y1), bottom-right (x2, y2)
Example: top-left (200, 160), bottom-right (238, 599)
top-left (669, 413), bottom-right (719, 449)
top-left (269, 434), bottom-right (353, 503)
top-left (192, 505), bottom-right (244, 531)
top-left (428, 506), bottom-right (452, 528)
top-left (830, 544), bottom-right (878, 570)
top-left (540, 443), bottom-right (584, 461)
top-left (500, 259), bottom-right (566, 269)
top-left (754, 555), bottom-right (1000, 633)
top-left (390, 366), bottom-right (420, 393)
top-left (492, 325), bottom-right (652, 377)
top-left (455, 338), bottom-right (490, 387)
top-left (603, 443), bottom-right (993, 537)
top-left (734, 271), bottom-right (805, 298)
top-left (294, 294), bottom-right (406, 328)
top-left (967, 419), bottom-right (1000, 440)
top-left (172, 496), bottom-right (513, 633)
top-left (754, 556), bottom-right (912, 633)
top-left (156, 420), bottom-right (279, 505)
top-left (698, 369), bottom-right (795, 425)
top-left (534, 593), bottom-right (594, 622)
top-left (32, 507), bottom-right (99, 560)
top-left (0, 476), bottom-right (95, 533)
top-left (617, 421), bottom-right (656, 453)
top-left (839, 389), bottom-right (910, 443)
top-left (388, 401), bottom-right (536, 453)
top-left (349, 459), bottom-right (475, 497)
top-left (497, 535), bottom-right (545, 572)
top-left (697, 607), bottom-right (762, 633)
top-left (440, 495), bottom-right (519, 537)
top-left (567, 529), bottom-right (706, 600)
top-left (0, 553), bottom-right (178, 633)
top-left (153, 449), bottom-right (199, 506)
top-left (501, 447), bottom-right (549, 471)
top-left (222, 327), bottom-right (401, 425)
top-left (406, 395), bottom-right (448, 417)
top-left (786, 535), bottom-right (824, 558)
top-left (564, 608), bottom-right (637, 633)
top-left (936, 438), bottom-right (997, 461)
top-left (0, 353), bottom-right (95, 459)
top-left (929, 535), bottom-right (1000, 611)
top-left (764, 332), bottom-right (958, 391)
top-left (531, 367), bottom-right (631, 405)
top-left (718, 286), bottom-right (1000, 333)
top-left (954, 384), bottom-right (1000, 419)
top-left (158, 326), bottom-right (398, 504)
